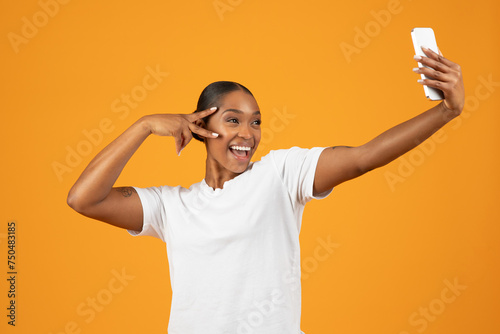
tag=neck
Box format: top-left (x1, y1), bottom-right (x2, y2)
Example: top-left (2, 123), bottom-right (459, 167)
top-left (204, 158), bottom-right (240, 190)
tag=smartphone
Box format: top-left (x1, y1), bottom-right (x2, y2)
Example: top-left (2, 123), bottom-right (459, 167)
top-left (411, 27), bottom-right (444, 101)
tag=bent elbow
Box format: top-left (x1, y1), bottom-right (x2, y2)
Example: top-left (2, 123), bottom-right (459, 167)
top-left (67, 190), bottom-right (87, 214)
top-left (67, 191), bottom-right (79, 212)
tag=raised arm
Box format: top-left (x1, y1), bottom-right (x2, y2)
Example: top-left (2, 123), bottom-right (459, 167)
top-left (314, 47), bottom-right (464, 195)
top-left (67, 108), bottom-right (219, 231)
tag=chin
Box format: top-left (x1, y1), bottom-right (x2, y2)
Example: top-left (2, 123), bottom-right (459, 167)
top-left (227, 161), bottom-right (251, 175)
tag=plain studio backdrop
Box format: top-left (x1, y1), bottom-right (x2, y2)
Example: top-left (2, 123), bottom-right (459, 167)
top-left (1, 0), bottom-right (499, 333)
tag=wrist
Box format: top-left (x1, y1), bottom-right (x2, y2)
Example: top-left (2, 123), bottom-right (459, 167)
top-left (440, 101), bottom-right (461, 122)
top-left (136, 115), bottom-right (155, 135)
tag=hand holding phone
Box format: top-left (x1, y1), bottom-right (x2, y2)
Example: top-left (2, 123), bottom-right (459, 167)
top-left (411, 28), bottom-right (444, 100)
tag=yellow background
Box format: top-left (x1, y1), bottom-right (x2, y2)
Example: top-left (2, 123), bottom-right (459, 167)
top-left (1, 0), bottom-right (499, 333)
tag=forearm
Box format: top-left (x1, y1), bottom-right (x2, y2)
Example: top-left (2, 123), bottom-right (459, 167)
top-left (359, 101), bottom-right (460, 172)
top-left (67, 116), bottom-right (152, 210)
top-left (314, 49), bottom-right (464, 193)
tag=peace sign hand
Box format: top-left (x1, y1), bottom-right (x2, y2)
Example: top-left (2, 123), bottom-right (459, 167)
top-left (413, 47), bottom-right (465, 116)
top-left (146, 107), bottom-right (219, 156)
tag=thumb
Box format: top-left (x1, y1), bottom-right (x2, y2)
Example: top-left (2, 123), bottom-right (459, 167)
top-left (174, 133), bottom-right (184, 156)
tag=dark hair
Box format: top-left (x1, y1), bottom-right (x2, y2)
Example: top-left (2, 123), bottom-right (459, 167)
top-left (192, 81), bottom-right (254, 142)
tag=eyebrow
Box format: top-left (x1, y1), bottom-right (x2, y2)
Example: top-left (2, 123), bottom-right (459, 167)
top-left (222, 108), bottom-right (261, 115)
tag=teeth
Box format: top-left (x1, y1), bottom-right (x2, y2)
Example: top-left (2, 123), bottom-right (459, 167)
top-left (230, 146), bottom-right (251, 151)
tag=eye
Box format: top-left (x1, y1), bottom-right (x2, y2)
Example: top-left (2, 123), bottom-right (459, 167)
top-left (252, 119), bottom-right (261, 126)
top-left (226, 118), bottom-right (238, 124)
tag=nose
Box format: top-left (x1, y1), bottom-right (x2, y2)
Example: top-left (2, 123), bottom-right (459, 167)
top-left (238, 123), bottom-right (252, 139)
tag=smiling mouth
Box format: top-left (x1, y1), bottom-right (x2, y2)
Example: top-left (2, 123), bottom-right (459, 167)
top-left (229, 145), bottom-right (251, 160)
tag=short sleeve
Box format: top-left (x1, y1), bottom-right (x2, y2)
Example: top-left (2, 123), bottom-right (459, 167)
top-left (270, 146), bottom-right (333, 205)
top-left (127, 186), bottom-right (166, 242)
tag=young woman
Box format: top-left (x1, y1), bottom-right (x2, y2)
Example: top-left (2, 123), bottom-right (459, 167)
top-left (67, 47), bottom-right (464, 333)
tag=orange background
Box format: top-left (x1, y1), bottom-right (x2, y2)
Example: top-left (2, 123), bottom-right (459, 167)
top-left (1, 0), bottom-right (499, 333)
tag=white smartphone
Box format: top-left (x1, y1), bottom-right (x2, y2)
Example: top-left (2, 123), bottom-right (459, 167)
top-left (411, 27), bottom-right (444, 100)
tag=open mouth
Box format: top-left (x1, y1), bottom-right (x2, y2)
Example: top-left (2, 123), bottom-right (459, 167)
top-left (229, 145), bottom-right (251, 160)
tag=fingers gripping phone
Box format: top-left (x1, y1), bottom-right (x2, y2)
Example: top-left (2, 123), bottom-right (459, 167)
top-left (411, 27), bottom-right (444, 101)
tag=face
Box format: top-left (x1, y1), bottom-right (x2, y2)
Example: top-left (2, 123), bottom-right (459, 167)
top-left (201, 90), bottom-right (261, 176)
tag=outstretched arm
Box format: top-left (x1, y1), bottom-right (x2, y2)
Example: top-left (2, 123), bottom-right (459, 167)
top-left (314, 47), bottom-right (464, 195)
top-left (67, 108), bottom-right (219, 230)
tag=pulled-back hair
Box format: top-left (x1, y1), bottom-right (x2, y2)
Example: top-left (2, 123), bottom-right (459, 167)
top-left (192, 81), bottom-right (254, 142)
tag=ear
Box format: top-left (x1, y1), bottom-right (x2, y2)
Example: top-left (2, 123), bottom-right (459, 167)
top-left (194, 118), bottom-right (207, 142)
top-left (194, 118), bottom-right (206, 129)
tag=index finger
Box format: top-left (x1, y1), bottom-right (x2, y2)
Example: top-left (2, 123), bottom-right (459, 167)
top-left (189, 107), bottom-right (219, 121)
top-left (421, 47), bottom-right (458, 70)
top-left (188, 123), bottom-right (219, 139)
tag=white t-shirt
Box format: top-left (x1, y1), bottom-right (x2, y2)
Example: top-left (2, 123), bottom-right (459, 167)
top-left (128, 146), bottom-right (332, 334)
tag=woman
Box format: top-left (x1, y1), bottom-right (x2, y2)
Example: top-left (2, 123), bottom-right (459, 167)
top-left (67, 47), bottom-right (464, 333)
